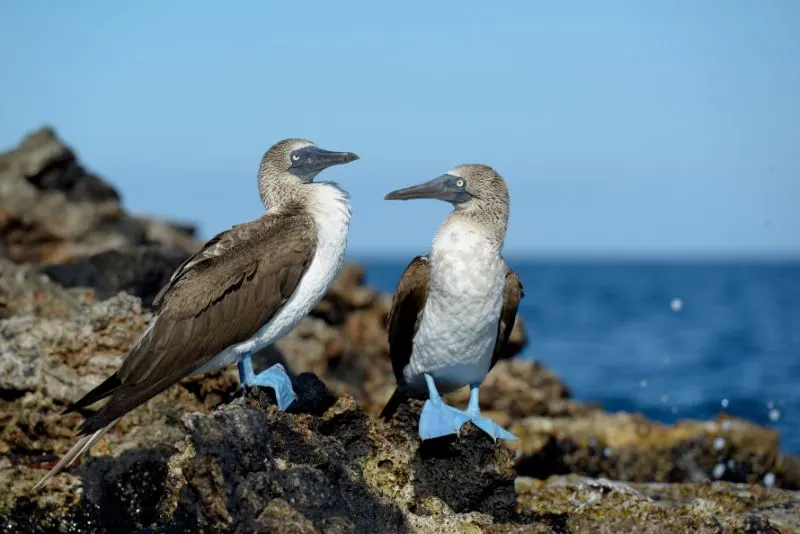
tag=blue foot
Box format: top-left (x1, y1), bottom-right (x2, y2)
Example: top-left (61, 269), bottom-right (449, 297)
top-left (419, 398), bottom-right (472, 440)
top-left (464, 384), bottom-right (518, 442)
top-left (465, 414), bottom-right (518, 441)
top-left (418, 373), bottom-right (470, 440)
top-left (238, 354), bottom-right (297, 411)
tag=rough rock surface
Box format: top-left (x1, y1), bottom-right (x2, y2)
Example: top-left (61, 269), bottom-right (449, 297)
top-left (511, 409), bottom-right (800, 490)
top-left (0, 127), bottom-right (200, 304)
top-left (39, 245), bottom-right (193, 308)
top-left (1, 128), bottom-right (799, 532)
top-left (3, 379), bottom-right (800, 533)
top-left (506, 476), bottom-right (800, 533)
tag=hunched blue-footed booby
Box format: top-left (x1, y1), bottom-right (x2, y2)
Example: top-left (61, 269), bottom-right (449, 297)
top-left (379, 164), bottom-right (523, 441)
top-left (33, 138), bottom-right (358, 491)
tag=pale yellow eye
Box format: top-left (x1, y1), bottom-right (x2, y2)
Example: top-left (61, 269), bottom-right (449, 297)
top-left (456, 179), bottom-right (465, 187)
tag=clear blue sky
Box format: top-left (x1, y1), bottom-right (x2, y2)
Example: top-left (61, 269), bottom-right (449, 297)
top-left (1, 1), bottom-right (798, 258)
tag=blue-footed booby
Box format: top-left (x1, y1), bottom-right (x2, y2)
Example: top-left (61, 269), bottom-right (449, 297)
top-left (379, 164), bottom-right (523, 441)
top-left (33, 138), bottom-right (358, 491)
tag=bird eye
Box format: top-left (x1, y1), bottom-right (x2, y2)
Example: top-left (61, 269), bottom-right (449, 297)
top-left (291, 154), bottom-right (300, 162)
top-left (456, 179), bottom-right (465, 187)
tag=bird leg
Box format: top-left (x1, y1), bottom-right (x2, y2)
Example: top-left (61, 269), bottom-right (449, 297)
top-left (237, 353), bottom-right (297, 411)
top-left (418, 373), bottom-right (471, 440)
top-left (463, 384), bottom-right (518, 441)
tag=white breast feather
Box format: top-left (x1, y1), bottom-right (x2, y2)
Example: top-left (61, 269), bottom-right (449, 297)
top-left (404, 218), bottom-right (506, 392)
top-left (193, 184), bottom-right (351, 374)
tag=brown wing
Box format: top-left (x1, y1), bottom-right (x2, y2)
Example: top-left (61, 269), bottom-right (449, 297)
top-left (386, 256), bottom-right (429, 382)
top-left (70, 212), bottom-right (317, 435)
top-left (379, 256), bottom-right (429, 420)
top-left (489, 268), bottom-right (524, 370)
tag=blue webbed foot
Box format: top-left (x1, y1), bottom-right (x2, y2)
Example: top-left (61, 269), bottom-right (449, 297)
top-left (238, 354), bottom-right (297, 411)
top-left (249, 363), bottom-right (297, 411)
top-left (417, 375), bottom-right (517, 441)
top-left (419, 397), bottom-right (472, 440)
top-left (464, 384), bottom-right (518, 442)
top-left (464, 413), bottom-right (518, 441)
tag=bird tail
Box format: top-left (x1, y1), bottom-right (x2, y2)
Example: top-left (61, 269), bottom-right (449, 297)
top-left (379, 388), bottom-right (408, 421)
top-left (61, 373), bottom-right (122, 415)
top-left (31, 420), bottom-right (116, 493)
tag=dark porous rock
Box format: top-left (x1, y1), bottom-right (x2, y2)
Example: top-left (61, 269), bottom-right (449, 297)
top-left (6, 384), bottom-right (800, 533)
top-left (511, 409), bottom-right (800, 490)
top-left (2, 445), bottom-right (177, 534)
top-left (502, 475), bottom-right (800, 533)
top-left (155, 391), bottom-right (520, 533)
top-left (10, 387), bottom-right (514, 533)
top-left (40, 245), bottom-right (193, 307)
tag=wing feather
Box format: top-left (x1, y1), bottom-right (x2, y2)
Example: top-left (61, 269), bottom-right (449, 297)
top-left (386, 256), bottom-right (430, 381)
top-left (490, 268), bottom-right (524, 370)
top-left (70, 212), bottom-right (317, 435)
top-left (380, 256), bottom-right (429, 420)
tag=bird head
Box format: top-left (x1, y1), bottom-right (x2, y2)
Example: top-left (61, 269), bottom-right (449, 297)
top-left (385, 164), bottom-right (508, 212)
top-left (257, 138), bottom-right (358, 208)
top-left (260, 138), bottom-right (359, 184)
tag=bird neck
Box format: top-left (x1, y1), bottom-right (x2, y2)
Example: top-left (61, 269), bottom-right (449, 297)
top-left (258, 171), bottom-right (306, 211)
top-left (437, 209), bottom-right (507, 254)
top-left (304, 181), bottom-right (352, 224)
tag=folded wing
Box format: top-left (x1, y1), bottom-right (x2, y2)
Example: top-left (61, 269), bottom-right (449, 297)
top-left (69, 212), bottom-right (317, 435)
top-left (490, 268), bottom-right (524, 370)
top-left (379, 256), bottom-right (430, 419)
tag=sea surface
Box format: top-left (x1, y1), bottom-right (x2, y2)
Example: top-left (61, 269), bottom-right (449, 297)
top-left (359, 259), bottom-right (800, 453)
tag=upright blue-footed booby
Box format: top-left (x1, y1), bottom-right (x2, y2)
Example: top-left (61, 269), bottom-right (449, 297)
top-left (33, 138), bottom-right (358, 491)
top-left (379, 164), bottom-right (523, 442)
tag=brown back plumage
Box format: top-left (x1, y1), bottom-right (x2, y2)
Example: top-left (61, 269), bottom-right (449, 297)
top-left (491, 270), bottom-right (524, 368)
top-left (385, 256), bottom-right (430, 383)
top-left (379, 256), bottom-right (524, 420)
top-left (70, 212), bottom-right (317, 435)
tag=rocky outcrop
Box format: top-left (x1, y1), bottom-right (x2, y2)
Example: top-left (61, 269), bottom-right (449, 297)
top-left (39, 245), bottom-right (194, 308)
top-left (0, 127), bottom-right (200, 305)
top-left (2, 248), bottom-right (797, 533)
top-left (508, 475), bottom-right (800, 533)
top-left (510, 410), bottom-right (798, 489)
top-left (1, 128), bottom-right (798, 533)
top-left (3, 361), bottom-right (799, 532)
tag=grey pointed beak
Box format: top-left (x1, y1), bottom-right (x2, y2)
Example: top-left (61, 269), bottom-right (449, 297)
top-left (302, 147), bottom-right (359, 170)
top-left (289, 146), bottom-right (358, 182)
top-left (385, 174), bottom-right (471, 204)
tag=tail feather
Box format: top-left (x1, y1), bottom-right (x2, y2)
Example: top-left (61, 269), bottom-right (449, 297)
top-left (62, 374), bottom-right (122, 415)
top-left (31, 420), bottom-right (116, 492)
top-left (379, 389), bottom-right (408, 421)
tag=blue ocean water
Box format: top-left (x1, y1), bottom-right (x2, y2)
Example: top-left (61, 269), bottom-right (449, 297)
top-left (360, 259), bottom-right (800, 453)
